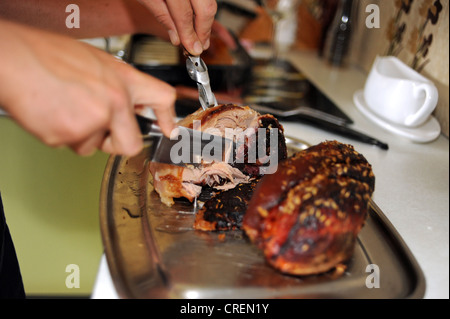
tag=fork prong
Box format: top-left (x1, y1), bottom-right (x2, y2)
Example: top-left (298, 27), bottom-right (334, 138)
top-left (182, 46), bottom-right (217, 108)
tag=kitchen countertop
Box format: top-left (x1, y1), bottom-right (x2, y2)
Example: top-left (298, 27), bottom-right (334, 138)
top-left (91, 51), bottom-right (449, 299)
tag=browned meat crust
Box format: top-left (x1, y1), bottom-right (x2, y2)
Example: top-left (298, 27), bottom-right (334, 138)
top-left (242, 141), bottom-right (375, 276)
top-left (193, 178), bottom-right (260, 231)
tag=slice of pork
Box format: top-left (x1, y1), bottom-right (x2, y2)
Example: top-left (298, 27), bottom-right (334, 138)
top-left (149, 104), bottom-right (287, 206)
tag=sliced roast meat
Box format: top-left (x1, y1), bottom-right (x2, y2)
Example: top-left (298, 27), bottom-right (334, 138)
top-left (150, 104), bottom-right (287, 206)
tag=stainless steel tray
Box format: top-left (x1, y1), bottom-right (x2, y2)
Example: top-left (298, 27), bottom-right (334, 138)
top-left (99, 135), bottom-right (425, 299)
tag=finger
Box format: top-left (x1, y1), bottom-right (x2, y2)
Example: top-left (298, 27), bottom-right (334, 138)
top-left (190, 0), bottom-right (218, 50)
top-left (98, 94), bottom-right (143, 157)
top-left (116, 111), bottom-right (143, 156)
top-left (126, 70), bottom-right (177, 138)
top-left (165, 0), bottom-right (203, 55)
top-left (101, 114), bottom-right (143, 157)
top-left (135, 103), bottom-right (177, 139)
top-left (70, 130), bottom-right (107, 156)
top-left (138, 0), bottom-right (180, 45)
top-left (151, 101), bottom-right (177, 137)
top-left (138, 89), bottom-right (177, 138)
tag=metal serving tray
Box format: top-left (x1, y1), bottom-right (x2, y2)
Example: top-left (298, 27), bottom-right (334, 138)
top-left (99, 136), bottom-right (425, 299)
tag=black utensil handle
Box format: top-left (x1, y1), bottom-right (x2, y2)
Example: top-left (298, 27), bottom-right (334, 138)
top-left (297, 116), bottom-right (389, 150)
top-left (135, 114), bottom-right (162, 136)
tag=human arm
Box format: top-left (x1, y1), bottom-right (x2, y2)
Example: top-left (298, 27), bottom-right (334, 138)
top-left (0, 19), bottom-right (176, 156)
top-left (0, 0), bottom-right (168, 39)
top-left (0, 0), bottom-right (218, 55)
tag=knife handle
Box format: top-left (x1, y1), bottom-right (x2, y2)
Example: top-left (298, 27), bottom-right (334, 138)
top-left (135, 114), bottom-right (162, 136)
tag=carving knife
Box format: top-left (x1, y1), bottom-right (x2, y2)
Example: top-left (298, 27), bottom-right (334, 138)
top-left (135, 114), bottom-right (236, 166)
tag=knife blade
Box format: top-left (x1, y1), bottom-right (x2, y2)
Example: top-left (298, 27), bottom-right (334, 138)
top-left (135, 114), bottom-right (235, 166)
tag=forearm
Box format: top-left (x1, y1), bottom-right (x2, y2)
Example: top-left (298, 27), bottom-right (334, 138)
top-left (0, 0), bottom-right (168, 39)
top-left (0, 19), bottom-right (31, 111)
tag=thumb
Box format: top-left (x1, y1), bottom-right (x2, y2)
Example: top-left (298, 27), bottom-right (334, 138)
top-left (127, 69), bottom-right (177, 137)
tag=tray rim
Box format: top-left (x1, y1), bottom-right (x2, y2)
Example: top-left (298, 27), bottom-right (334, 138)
top-left (99, 136), bottom-right (426, 299)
